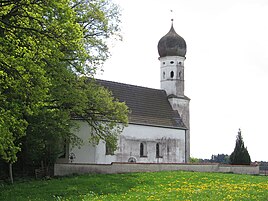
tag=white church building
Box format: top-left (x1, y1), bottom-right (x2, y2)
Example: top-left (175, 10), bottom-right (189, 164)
top-left (59, 23), bottom-right (190, 164)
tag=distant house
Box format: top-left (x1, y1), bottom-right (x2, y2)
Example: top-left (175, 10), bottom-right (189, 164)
top-left (57, 22), bottom-right (190, 164)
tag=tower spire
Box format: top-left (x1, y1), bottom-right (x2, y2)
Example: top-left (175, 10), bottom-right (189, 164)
top-left (157, 23), bottom-right (190, 162)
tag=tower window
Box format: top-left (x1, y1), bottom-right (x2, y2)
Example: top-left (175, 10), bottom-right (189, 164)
top-left (170, 61), bottom-right (174, 64)
top-left (163, 72), bottom-right (165, 79)
top-left (179, 71), bottom-right (182, 79)
top-left (163, 62), bottom-right (165, 65)
top-left (170, 71), bottom-right (174, 78)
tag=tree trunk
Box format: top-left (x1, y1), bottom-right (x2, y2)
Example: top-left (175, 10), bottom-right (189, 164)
top-left (9, 163), bottom-right (13, 184)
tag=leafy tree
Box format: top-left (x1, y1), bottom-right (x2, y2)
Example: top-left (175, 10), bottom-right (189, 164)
top-left (0, 0), bottom-right (127, 181)
top-left (230, 129), bottom-right (251, 165)
top-left (190, 157), bottom-right (200, 163)
top-left (23, 78), bottom-right (128, 170)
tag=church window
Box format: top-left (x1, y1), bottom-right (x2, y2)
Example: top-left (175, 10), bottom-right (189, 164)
top-left (59, 139), bottom-right (68, 159)
top-left (163, 72), bottom-right (165, 79)
top-left (140, 142), bottom-right (147, 157)
top-left (106, 142), bottom-right (114, 155)
top-left (170, 71), bottom-right (174, 78)
top-left (156, 143), bottom-right (162, 158)
top-left (170, 61), bottom-right (174, 64)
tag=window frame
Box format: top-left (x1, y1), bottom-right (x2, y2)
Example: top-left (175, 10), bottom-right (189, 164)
top-left (156, 143), bottom-right (163, 158)
top-left (105, 142), bottom-right (115, 155)
top-left (140, 142), bottom-right (147, 157)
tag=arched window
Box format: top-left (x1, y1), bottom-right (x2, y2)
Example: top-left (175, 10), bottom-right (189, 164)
top-left (163, 72), bottom-right (165, 79)
top-left (156, 143), bottom-right (160, 158)
top-left (59, 139), bottom-right (68, 159)
top-left (140, 143), bottom-right (144, 157)
top-left (170, 71), bottom-right (174, 78)
top-left (140, 142), bottom-right (147, 157)
top-left (106, 142), bottom-right (114, 155)
top-left (179, 71), bottom-right (182, 79)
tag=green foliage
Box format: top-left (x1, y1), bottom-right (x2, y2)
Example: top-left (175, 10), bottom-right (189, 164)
top-left (230, 129), bottom-right (251, 165)
top-left (0, 0), bottom-right (127, 173)
top-left (81, 79), bottom-right (128, 150)
top-left (0, 0), bottom-right (81, 164)
top-left (0, 110), bottom-right (27, 163)
top-left (1, 171), bottom-right (268, 200)
top-left (211, 154), bottom-right (230, 164)
top-left (190, 157), bottom-right (200, 163)
top-left (23, 109), bottom-right (82, 168)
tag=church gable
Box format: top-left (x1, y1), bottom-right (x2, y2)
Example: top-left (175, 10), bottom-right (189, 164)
top-left (97, 79), bottom-right (186, 129)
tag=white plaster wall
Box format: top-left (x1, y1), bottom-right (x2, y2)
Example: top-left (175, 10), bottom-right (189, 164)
top-left (94, 140), bottom-right (117, 164)
top-left (69, 121), bottom-right (96, 163)
top-left (117, 124), bottom-right (186, 163)
top-left (69, 121), bottom-right (116, 164)
top-left (160, 55), bottom-right (185, 96)
top-left (123, 124), bottom-right (185, 139)
top-left (168, 97), bottom-right (190, 162)
top-left (169, 98), bottom-right (188, 110)
top-left (69, 121), bottom-right (186, 164)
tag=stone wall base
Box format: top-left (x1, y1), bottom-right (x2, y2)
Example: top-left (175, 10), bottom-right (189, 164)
top-left (54, 162), bottom-right (259, 176)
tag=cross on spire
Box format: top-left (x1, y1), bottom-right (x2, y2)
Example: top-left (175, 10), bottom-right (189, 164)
top-left (170, 9), bottom-right (174, 23)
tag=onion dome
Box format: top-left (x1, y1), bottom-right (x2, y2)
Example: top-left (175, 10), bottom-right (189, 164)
top-left (158, 23), bottom-right (187, 57)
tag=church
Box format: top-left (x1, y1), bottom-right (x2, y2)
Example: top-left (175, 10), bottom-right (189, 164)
top-left (59, 23), bottom-right (191, 164)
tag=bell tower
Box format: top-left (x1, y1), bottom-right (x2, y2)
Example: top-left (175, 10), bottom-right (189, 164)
top-left (157, 21), bottom-right (190, 162)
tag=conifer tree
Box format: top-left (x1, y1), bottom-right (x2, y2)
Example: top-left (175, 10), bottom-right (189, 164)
top-left (230, 129), bottom-right (251, 165)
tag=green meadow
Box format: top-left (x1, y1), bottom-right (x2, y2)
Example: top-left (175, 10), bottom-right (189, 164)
top-left (1, 171), bottom-right (268, 200)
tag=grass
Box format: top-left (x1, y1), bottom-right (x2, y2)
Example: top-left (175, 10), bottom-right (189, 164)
top-left (0, 171), bottom-right (268, 200)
